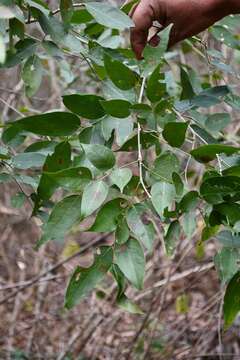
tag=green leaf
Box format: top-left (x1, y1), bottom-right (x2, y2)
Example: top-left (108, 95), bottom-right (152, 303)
top-left (89, 198), bottom-right (122, 232)
top-left (43, 141), bottom-right (72, 172)
top-left (12, 152), bottom-right (46, 169)
top-left (176, 86), bottom-right (230, 111)
top-left (172, 172), bottom-right (184, 197)
top-left (115, 216), bottom-right (130, 244)
top-left (85, 2), bottom-right (134, 30)
top-left (3, 112), bottom-right (80, 143)
top-left (151, 182), bottom-right (176, 217)
top-left (200, 176), bottom-right (240, 205)
top-left (65, 246), bottom-right (113, 309)
top-left (211, 25), bottom-right (240, 50)
top-left (153, 151), bottom-right (180, 182)
top-left (119, 132), bottom-right (158, 152)
top-left (217, 231), bottom-right (240, 248)
top-left (201, 225), bottom-right (219, 242)
top-left (60, 0), bottom-right (73, 26)
top-left (81, 180), bottom-right (109, 218)
top-left (111, 263), bottom-right (126, 297)
top-left (162, 122), bottom-right (188, 148)
top-left (180, 67), bottom-right (195, 100)
top-left (79, 124), bottom-right (105, 145)
top-left (182, 212), bottom-right (196, 239)
top-left (25, 140), bottom-right (57, 155)
top-left (82, 144), bottom-right (115, 171)
top-left (179, 191), bottom-right (198, 213)
top-left (8, 18), bottom-right (24, 40)
top-left (38, 195), bottom-right (82, 247)
top-left (44, 167), bottom-right (92, 193)
top-left (115, 238), bottom-right (145, 290)
top-left (192, 86), bottom-right (230, 108)
top-left (223, 271), bottom-right (240, 329)
top-left (214, 247), bottom-right (240, 284)
top-left (191, 145), bottom-right (239, 163)
top-left (226, 93), bottom-right (240, 110)
top-left (37, 142), bottom-right (72, 201)
top-left (71, 9), bottom-right (93, 24)
top-left (101, 116), bottom-right (133, 147)
top-left (10, 18), bottom-right (24, 39)
top-left (146, 65), bottom-right (166, 103)
top-left (110, 168), bottom-right (132, 193)
top-left (143, 24), bottom-right (172, 75)
top-left (32, 8), bottom-right (66, 44)
top-left (164, 220), bottom-right (180, 256)
top-left (63, 94), bottom-right (105, 120)
top-left (223, 166), bottom-right (240, 177)
top-left (22, 55), bottom-right (43, 97)
top-left (0, 173), bottom-right (38, 189)
top-left (104, 54), bottom-right (136, 90)
top-left (101, 99), bottom-right (131, 118)
top-left (127, 205), bottom-right (155, 251)
top-left (211, 203), bottom-right (240, 226)
top-left (205, 113), bottom-right (231, 133)
top-left (3, 39), bottom-right (38, 68)
top-left (190, 124), bottom-right (218, 145)
top-left (117, 293), bottom-right (143, 314)
top-left (121, 0), bottom-right (139, 14)
top-left (103, 79), bottom-right (136, 102)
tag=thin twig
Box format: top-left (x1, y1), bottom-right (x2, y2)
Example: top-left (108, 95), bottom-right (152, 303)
top-left (135, 262), bottom-right (214, 301)
top-left (0, 275), bottom-right (64, 291)
top-left (137, 77), bottom-right (151, 199)
top-left (218, 292), bottom-right (224, 360)
top-left (0, 235), bottom-right (107, 306)
top-left (0, 97), bottom-right (24, 118)
top-left (25, 3), bottom-right (84, 24)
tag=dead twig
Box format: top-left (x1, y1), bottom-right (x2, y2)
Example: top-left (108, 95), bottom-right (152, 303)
top-left (0, 235), bottom-right (107, 306)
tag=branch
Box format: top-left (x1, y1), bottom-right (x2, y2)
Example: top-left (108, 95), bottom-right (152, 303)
top-left (135, 262), bottom-right (214, 301)
top-left (0, 235), bottom-right (107, 306)
top-left (25, 3), bottom-right (84, 24)
top-left (137, 77), bottom-right (151, 199)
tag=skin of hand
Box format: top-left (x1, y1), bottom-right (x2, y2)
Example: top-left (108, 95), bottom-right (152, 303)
top-left (130, 0), bottom-right (240, 59)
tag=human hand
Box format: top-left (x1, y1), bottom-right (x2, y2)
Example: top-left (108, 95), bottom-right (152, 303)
top-left (130, 0), bottom-right (233, 59)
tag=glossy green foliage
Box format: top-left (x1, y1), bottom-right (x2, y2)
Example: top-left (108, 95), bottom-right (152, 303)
top-left (1, 1), bottom-right (240, 323)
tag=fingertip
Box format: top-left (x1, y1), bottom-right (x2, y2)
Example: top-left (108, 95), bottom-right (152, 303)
top-left (130, 29), bottom-right (147, 60)
top-left (130, 1), bottom-right (154, 60)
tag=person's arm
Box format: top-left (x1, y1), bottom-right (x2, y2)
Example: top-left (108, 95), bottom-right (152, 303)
top-left (130, 0), bottom-right (240, 59)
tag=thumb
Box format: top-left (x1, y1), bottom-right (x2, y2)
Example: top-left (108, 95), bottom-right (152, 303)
top-left (130, 1), bottom-right (154, 59)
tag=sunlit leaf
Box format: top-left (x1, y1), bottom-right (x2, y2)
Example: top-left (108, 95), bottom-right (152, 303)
top-left (85, 2), bottom-right (134, 30)
top-left (115, 238), bottom-right (145, 290)
top-left (81, 180), bottom-right (109, 218)
top-left (110, 168), bottom-right (132, 193)
top-left (151, 182), bottom-right (176, 217)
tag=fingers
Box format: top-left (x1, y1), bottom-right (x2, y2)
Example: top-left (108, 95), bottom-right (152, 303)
top-left (130, 1), bottom-right (154, 59)
top-left (149, 33), bottom-right (160, 47)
